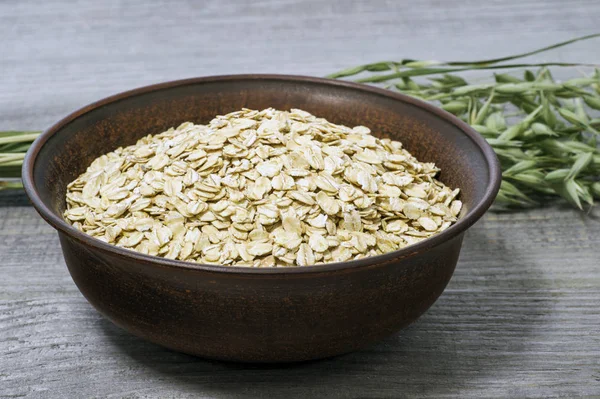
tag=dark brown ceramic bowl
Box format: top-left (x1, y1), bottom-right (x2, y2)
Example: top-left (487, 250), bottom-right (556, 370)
top-left (23, 75), bottom-right (500, 363)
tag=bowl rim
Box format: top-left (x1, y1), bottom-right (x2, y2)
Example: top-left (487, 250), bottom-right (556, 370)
top-left (22, 74), bottom-right (501, 275)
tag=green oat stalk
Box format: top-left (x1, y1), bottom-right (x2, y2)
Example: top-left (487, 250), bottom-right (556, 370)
top-left (328, 33), bottom-right (600, 209)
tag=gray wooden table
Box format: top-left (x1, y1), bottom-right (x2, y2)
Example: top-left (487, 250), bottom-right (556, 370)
top-left (2, 1), bottom-right (599, 397)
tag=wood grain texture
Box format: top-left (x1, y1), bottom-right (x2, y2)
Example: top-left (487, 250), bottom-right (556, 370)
top-left (1, 0), bottom-right (600, 397)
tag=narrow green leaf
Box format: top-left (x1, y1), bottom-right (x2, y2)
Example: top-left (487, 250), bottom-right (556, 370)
top-left (560, 86), bottom-right (594, 98)
top-left (450, 84), bottom-right (495, 96)
top-left (0, 160), bottom-right (23, 167)
top-left (325, 65), bottom-right (369, 79)
top-left (555, 90), bottom-right (586, 99)
top-left (404, 60), bottom-right (442, 68)
top-left (565, 77), bottom-right (599, 86)
top-left (537, 67), bottom-right (555, 82)
top-left (366, 62), bottom-right (396, 72)
top-left (444, 33), bottom-right (600, 66)
top-left (500, 180), bottom-right (537, 204)
top-left (503, 160), bottom-right (537, 176)
top-left (541, 94), bottom-right (558, 127)
top-left (0, 130), bottom-right (40, 138)
top-left (495, 83), bottom-right (533, 94)
top-left (559, 107), bottom-right (586, 124)
top-left (565, 152), bottom-right (594, 181)
top-left (495, 74), bottom-right (522, 84)
top-left (583, 94), bottom-right (600, 110)
top-left (574, 98), bottom-right (589, 123)
top-left (486, 138), bottom-right (523, 147)
top-left (429, 80), bottom-right (446, 90)
top-left (591, 182), bottom-right (600, 198)
top-left (511, 97), bottom-right (541, 114)
top-left (498, 125), bottom-right (524, 141)
top-left (0, 180), bottom-right (24, 190)
top-left (524, 70), bottom-right (536, 81)
top-left (395, 81), bottom-right (406, 90)
top-left (531, 123), bottom-right (559, 136)
top-left (498, 105), bottom-right (543, 141)
top-left (485, 112), bottom-right (507, 131)
top-left (325, 62), bottom-right (395, 78)
top-left (577, 182), bottom-right (594, 206)
top-left (0, 143), bottom-right (33, 153)
top-left (508, 171), bottom-right (551, 190)
top-left (468, 97), bottom-right (478, 125)
top-left (495, 191), bottom-right (532, 207)
top-left (0, 153), bottom-right (26, 163)
top-left (443, 74), bottom-right (468, 86)
top-left (558, 108), bottom-right (600, 135)
top-left (533, 82), bottom-right (564, 91)
top-left (441, 100), bottom-right (468, 114)
top-left (554, 179), bottom-right (583, 209)
top-left (493, 147), bottom-right (530, 162)
top-left (564, 140), bottom-right (599, 153)
top-left (354, 62), bottom-right (600, 84)
top-left (429, 74), bottom-right (469, 88)
top-left (0, 133), bottom-right (40, 145)
top-left (472, 125), bottom-right (498, 135)
top-left (544, 169), bottom-right (570, 183)
top-left (356, 67), bottom-right (468, 83)
top-left (473, 90), bottom-right (495, 125)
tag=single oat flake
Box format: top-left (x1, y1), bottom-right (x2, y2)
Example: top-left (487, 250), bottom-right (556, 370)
top-left (64, 108), bottom-right (462, 267)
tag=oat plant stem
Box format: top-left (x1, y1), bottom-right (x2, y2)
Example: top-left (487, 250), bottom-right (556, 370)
top-left (328, 33), bottom-right (600, 209)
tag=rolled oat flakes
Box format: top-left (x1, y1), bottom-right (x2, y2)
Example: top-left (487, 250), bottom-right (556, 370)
top-left (64, 108), bottom-right (462, 267)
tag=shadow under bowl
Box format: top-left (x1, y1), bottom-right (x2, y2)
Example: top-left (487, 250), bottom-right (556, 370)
top-left (23, 75), bottom-right (500, 362)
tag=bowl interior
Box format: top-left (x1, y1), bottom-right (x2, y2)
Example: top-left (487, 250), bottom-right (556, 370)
top-left (28, 76), bottom-right (497, 256)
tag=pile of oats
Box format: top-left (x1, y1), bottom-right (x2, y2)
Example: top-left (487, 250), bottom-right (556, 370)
top-left (64, 108), bottom-right (462, 267)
